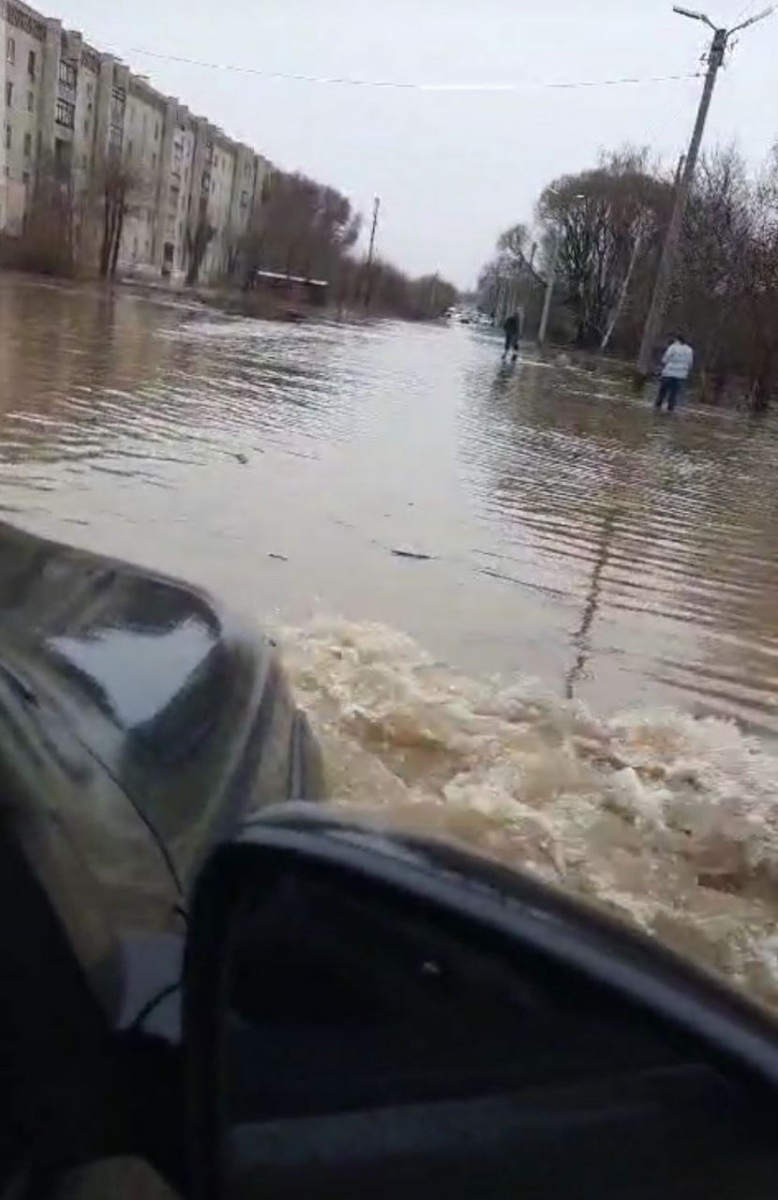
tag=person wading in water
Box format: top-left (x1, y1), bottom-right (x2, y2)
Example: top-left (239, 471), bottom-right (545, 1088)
top-left (656, 334), bottom-right (694, 412)
top-left (502, 311), bottom-right (521, 362)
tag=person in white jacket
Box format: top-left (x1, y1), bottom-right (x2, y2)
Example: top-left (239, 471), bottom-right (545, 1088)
top-left (656, 335), bottom-right (694, 412)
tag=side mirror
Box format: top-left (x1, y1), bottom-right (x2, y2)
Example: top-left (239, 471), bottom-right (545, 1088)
top-left (183, 804), bottom-right (778, 1200)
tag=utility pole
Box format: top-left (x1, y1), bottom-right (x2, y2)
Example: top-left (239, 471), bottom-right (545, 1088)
top-left (636, 5), bottom-right (773, 379)
top-left (429, 273), bottom-right (439, 315)
top-left (538, 229), bottom-right (559, 346)
top-left (363, 196), bottom-right (380, 310)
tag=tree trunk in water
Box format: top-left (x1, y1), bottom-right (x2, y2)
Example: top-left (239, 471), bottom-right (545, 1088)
top-left (100, 200), bottom-right (113, 278)
top-left (110, 207), bottom-right (125, 278)
top-left (185, 246), bottom-right (199, 287)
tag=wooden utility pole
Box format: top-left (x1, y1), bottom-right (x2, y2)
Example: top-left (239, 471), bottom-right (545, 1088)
top-left (363, 196), bottom-right (380, 310)
top-left (429, 273), bottom-right (439, 315)
top-left (636, 6), bottom-right (773, 379)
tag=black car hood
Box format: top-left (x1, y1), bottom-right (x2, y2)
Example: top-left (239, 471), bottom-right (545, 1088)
top-left (0, 525), bottom-right (302, 965)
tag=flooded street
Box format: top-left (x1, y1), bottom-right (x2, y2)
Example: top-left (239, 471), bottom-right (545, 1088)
top-left (3, 275), bottom-right (778, 1005)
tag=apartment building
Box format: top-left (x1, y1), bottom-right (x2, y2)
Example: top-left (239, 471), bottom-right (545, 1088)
top-left (119, 73), bottom-right (167, 271)
top-left (3, 1), bottom-right (50, 232)
top-left (155, 103), bottom-right (195, 276)
top-left (0, 0), bottom-right (270, 282)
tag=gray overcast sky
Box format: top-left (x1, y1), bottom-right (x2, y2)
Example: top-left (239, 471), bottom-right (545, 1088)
top-left (59, 0), bottom-right (778, 286)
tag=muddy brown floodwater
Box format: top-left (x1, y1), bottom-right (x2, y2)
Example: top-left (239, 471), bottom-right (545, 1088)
top-left (2, 275), bottom-right (778, 1010)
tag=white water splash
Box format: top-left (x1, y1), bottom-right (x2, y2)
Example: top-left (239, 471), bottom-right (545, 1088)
top-left (281, 617), bottom-right (778, 1010)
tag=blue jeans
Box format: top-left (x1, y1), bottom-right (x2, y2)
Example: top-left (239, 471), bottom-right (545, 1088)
top-left (656, 376), bottom-right (683, 411)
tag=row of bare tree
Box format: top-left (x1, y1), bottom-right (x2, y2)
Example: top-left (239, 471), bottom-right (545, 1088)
top-left (239, 169), bottom-right (458, 319)
top-left (478, 145), bottom-right (778, 406)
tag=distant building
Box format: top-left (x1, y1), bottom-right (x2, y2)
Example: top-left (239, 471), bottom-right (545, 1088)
top-left (0, 0), bottom-right (272, 282)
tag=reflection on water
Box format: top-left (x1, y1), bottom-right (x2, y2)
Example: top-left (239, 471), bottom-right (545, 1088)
top-left (2, 275), bottom-right (778, 1005)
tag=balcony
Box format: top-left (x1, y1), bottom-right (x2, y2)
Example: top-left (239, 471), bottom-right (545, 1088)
top-left (58, 59), bottom-right (77, 103)
top-left (55, 98), bottom-right (75, 131)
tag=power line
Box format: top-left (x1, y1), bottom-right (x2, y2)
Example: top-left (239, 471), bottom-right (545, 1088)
top-left (126, 48), bottom-right (701, 93)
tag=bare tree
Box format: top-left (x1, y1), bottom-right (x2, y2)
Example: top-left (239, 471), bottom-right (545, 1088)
top-left (241, 170), bottom-right (360, 283)
top-left (735, 150), bottom-right (778, 410)
top-left (672, 147), bottom-right (751, 400)
top-left (87, 152), bottom-right (148, 280)
top-left (496, 223), bottom-right (530, 268)
top-left (537, 149), bottom-right (671, 347)
top-left (185, 199), bottom-right (216, 286)
top-left (18, 152), bottom-right (78, 275)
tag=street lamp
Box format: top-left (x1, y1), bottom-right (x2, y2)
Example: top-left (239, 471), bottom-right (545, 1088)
top-left (672, 6), bottom-right (716, 28)
top-left (673, 4), bottom-right (775, 33)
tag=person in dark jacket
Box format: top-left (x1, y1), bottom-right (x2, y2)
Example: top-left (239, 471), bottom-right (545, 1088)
top-left (503, 311), bottom-right (520, 361)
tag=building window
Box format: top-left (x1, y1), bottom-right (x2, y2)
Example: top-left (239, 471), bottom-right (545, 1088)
top-left (22, 170), bottom-right (30, 187)
top-left (23, 132), bottom-right (31, 158)
top-left (27, 92), bottom-right (34, 113)
top-left (5, 125), bottom-right (11, 151)
top-left (127, 139), bottom-right (133, 159)
top-left (86, 82), bottom-right (93, 101)
top-left (7, 37), bottom-right (15, 65)
top-left (27, 50), bottom-right (36, 79)
top-left (82, 153), bottom-right (87, 169)
top-left (54, 138), bottom-right (72, 174)
top-left (55, 98), bottom-right (75, 129)
top-left (83, 117), bottom-right (89, 136)
top-left (5, 82), bottom-right (11, 107)
top-left (151, 152), bottom-right (157, 169)
top-left (59, 60), bottom-right (77, 90)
